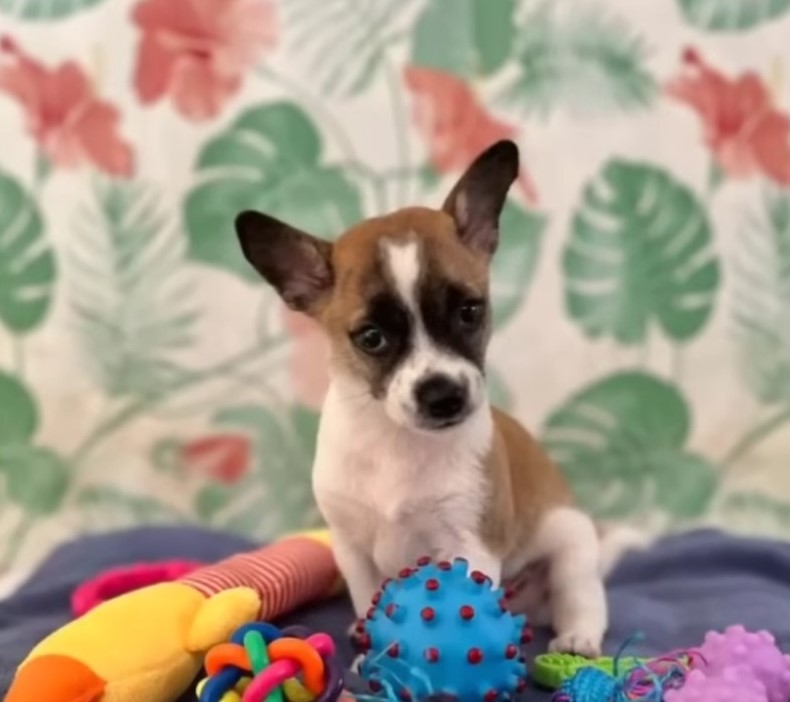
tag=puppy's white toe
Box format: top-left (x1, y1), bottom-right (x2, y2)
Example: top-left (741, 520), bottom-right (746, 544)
top-left (549, 632), bottom-right (602, 659)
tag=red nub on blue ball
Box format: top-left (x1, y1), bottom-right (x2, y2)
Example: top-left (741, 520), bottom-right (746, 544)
top-left (424, 647), bottom-right (440, 663)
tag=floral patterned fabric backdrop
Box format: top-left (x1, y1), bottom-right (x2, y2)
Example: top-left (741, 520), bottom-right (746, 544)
top-left (3, 0), bottom-right (790, 575)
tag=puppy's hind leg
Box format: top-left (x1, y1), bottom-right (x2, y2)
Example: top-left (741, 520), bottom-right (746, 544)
top-left (535, 507), bottom-right (607, 658)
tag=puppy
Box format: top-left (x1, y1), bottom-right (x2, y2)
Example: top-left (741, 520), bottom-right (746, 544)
top-left (235, 140), bottom-right (633, 656)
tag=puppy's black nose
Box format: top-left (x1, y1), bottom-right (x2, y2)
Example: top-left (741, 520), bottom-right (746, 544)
top-left (415, 374), bottom-right (468, 423)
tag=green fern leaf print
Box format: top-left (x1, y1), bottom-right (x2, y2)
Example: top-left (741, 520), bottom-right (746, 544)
top-left (732, 187), bottom-right (790, 404)
top-left (76, 486), bottom-right (187, 531)
top-left (677, 0), bottom-right (790, 31)
top-left (69, 178), bottom-right (197, 398)
top-left (281, 0), bottom-right (417, 97)
top-left (0, 0), bottom-right (105, 20)
top-left (499, 3), bottom-right (657, 118)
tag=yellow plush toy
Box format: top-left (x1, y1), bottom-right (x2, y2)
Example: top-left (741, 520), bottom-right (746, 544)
top-left (4, 531), bottom-right (340, 702)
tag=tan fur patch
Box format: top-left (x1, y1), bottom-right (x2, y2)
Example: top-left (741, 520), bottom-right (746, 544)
top-left (316, 207), bottom-right (488, 379)
top-left (481, 408), bottom-right (573, 557)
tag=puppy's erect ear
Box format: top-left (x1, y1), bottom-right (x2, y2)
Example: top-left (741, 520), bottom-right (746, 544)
top-left (442, 140), bottom-right (519, 257)
top-left (235, 210), bottom-right (333, 314)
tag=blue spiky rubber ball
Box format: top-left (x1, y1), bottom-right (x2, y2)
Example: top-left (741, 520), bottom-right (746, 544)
top-left (355, 557), bottom-right (531, 702)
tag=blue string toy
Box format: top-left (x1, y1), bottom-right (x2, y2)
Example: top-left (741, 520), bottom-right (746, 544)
top-left (551, 636), bottom-right (699, 702)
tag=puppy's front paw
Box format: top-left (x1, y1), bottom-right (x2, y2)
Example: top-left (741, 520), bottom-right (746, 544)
top-left (347, 618), bottom-right (370, 653)
top-left (549, 632), bottom-right (602, 659)
top-left (350, 653), bottom-right (365, 674)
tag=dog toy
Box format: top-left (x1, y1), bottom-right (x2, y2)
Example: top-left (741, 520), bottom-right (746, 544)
top-left (197, 623), bottom-right (344, 702)
top-left (532, 653), bottom-right (648, 690)
top-left (552, 652), bottom-right (692, 701)
top-left (5, 530), bottom-right (342, 702)
top-left (355, 557), bottom-right (529, 702)
top-left (71, 560), bottom-right (203, 616)
top-left (551, 646), bottom-right (693, 702)
top-left (693, 625), bottom-right (790, 702)
top-left (664, 626), bottom-right (790, 702)
top-left (664, 666), bottom-right (769, 702)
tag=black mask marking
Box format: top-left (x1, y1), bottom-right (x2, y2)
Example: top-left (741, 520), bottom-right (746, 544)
top-left (352, 292), bottom-right (414, 398)
top-left (418, 279), bottom-right (488, 370)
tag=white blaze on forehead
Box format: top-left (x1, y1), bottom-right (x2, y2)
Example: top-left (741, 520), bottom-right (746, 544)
top-left (380, 237), bottom-right (486, 430)
top-left (382, 237), bottom-right (421, 314)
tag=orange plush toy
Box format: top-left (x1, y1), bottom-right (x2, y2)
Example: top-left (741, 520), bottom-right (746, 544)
top-left (4, 530), bottom-right (341, 702)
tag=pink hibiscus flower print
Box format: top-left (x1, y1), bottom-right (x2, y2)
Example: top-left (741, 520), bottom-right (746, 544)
top-left (283, 308), bottom-right (329, 410)
top-left (404, 66), bottom-right (538, 204)
top-left (132, 0), bottom-right (277, 121)
top-left (180, 433), bottom-right (252, 484)
top-left (0, 37), bottom-right (134, 176)
top-left (667, 48), bottom-right (790, 185)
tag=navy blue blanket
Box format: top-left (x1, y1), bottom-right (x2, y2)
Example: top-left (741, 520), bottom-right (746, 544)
top-left (2, 527), bottom-right (790, 701)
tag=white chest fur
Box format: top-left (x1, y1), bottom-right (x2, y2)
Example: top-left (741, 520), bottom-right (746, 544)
top-left (312, 379), bottom-right (495, 580)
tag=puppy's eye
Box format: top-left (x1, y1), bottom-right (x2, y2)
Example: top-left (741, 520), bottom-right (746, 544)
top-left (458, 300), bottom-right (485, 328)
top-left (351, 324), bottom-right (389, 355)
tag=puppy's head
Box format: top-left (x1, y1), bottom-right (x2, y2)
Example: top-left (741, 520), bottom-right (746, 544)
top-left (236, 140), bottom-right (518, 432)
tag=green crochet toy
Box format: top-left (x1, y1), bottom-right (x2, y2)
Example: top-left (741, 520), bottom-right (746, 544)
top-left (531, 652), bottom-right (649, 689)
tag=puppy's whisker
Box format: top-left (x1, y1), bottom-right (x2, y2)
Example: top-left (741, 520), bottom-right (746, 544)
top-left (334, 387), bottom-right (373, 403)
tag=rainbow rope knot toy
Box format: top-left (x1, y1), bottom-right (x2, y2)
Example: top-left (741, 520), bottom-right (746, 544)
top-left (356, 556), bottom-right (531, 702)
top-left (198, 623), bottom-right (344, 702)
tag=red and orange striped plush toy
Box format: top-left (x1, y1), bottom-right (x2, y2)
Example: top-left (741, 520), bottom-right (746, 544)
top-left (4, 530), bottom-right (342, 702)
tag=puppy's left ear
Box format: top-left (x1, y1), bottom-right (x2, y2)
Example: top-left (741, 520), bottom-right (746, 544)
top-left (442, 140), bottom-right (519, 257)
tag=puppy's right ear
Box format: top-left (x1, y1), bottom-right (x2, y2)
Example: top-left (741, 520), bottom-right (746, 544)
top-left (235, 210), bottom-right (334, 314)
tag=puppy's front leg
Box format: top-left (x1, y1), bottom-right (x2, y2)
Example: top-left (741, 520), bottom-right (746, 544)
top-left (538, 508), bottom-right (607, 658)
top-left (332, 533), bottom-right (382, 617)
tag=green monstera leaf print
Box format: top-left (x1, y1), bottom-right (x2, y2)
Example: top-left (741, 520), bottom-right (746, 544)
top-left (677, 0), bottom-right (790, 31)
top-left (184, 102), bottom-right (363, 282)
top-left (731, 187), bottom-right (790, 405)
top-left (564, 160), bottom-right (720, 345)
top-left (491, 201), bottom-right (546, 329)
top-left (0, 168), bottom-right (55, 335)
top-left (0, 371), bottom-right (38, 444)
top-left (0, 444), bottom-right (69, 515)
top-left (0, 372), bottom-right (70, 517)
top-left (0, 0), bottom-right (104, 19)
top-left (499, 3), bottom-right (656, 118)
top-left (411, 0), bottom-right (516, 77)
top-left (542, 371), bottom-right (716, 519)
